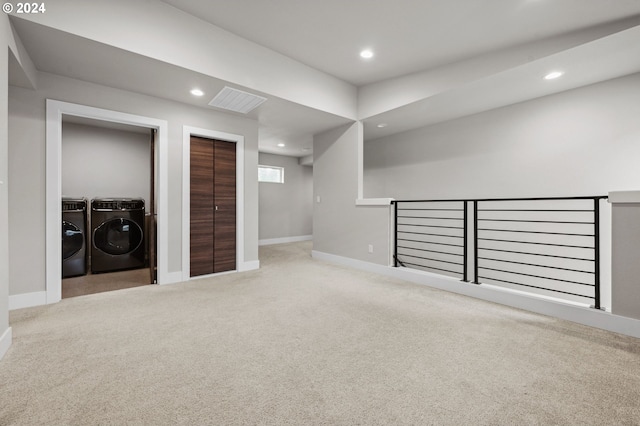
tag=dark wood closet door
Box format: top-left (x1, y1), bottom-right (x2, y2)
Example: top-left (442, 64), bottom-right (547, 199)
top-left (189, 136), bottom-right (236, 277)
top-left (213, 140), bottom-right (236, 273)
top-left (190, 136), bottom-right (215, 276)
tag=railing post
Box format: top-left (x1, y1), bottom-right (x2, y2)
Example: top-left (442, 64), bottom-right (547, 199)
top-left (594, 197), bottom-right (601, 310)
top-left (473, 200), bottom-right (479, 284)
top-left (393, 201), bottom-right (398, 267)
top-left (462, 201), bottom-right (468, 282)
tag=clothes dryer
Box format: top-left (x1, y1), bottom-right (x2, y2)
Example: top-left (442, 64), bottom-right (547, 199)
top-left (91, 198), bottom-right (145, 274)
top-left (62, 198), bottom-right (88, 278)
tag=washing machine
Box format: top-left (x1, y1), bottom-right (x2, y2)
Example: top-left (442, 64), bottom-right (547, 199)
top-left (62, 198), bottom-right (88, 278)
top-left (91, 198), bottom-right (145, 274)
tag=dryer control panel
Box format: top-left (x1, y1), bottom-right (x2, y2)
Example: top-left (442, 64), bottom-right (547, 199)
top-left (92, 198), bottom-right (145, 211)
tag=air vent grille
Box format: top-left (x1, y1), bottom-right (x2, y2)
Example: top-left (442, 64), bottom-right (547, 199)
top-left (208, 86), bottom-right (267, 114)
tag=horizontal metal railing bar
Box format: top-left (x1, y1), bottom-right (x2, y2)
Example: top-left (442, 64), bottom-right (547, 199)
top-left (398, 216), bottom-right (464, 220)
top-left (477, 228), bottom-right (594, 237)
top-left (397, 238), bottom-right (465, 248)
top-left (397, 208), bottom-right (464, 212)
top-left (478, 276), bottom-right (595, 299)
top-left (477, 257), bottom-right (594, 274)
top-left (398, 246), bottom-right (463, 256)
top-left (477, 247), bottom-right (594, 262)
top-left (477, 218), bottom-right (594, 225)
top-left (397, 231), bottom-right (465, 239)
top-left (478, 237), bottom-right (594, 249)
top-left (392, 195), bottom-right (607, 204)
top-left (397, 224), bottom-right (464, 230)
top-left (398, 253), bottom-right (465, 266)
top-left (478, 208), bottom-right (594, 212)
top-left (400, 261), bottom-right (462, 276)
top-left (477, 266), bottom-right (594, 287)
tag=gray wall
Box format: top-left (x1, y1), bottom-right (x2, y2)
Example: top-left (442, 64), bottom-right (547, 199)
top-left (62, 122), bottom-right (151, 205)
top-left (1, 14), bottom-right (10, 342)
top-left (258, 153), bottom-right (312, 241)
top-left (611, 201), bottom-right (640, 320)
top-left (365, 72), bottom-right (640, 200)
top-left (8, 72), bottom-right (259, 296)
top-left (313, 123), bottom-right (390, 265)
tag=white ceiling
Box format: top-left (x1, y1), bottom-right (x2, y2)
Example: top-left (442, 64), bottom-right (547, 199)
top-left (8, 1), bottom-right (640, 157)
top-left (160, 0), bottom-right (640, 86)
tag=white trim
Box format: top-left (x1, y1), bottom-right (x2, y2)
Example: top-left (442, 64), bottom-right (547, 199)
top-left (355, 198), bottom-right (394, 206)
top-left (0, 327), bottom-right (12, 361)
top-left (356, 121), bottom-right (364, 199)
top-left (9, 291), bottom-right (47, 310)
top-left (182, 126), bottom-right (245, 282)
top-left (608, 190), bottom-right (640, 203)
top-left (239, 260), bottom-right (260, 272)
top-left (311, 250), bottom-right (640, 339)
top-left (160, 271), bottom-right (184, 286)
top-left (259, 235), bottom-right (312, 246)
top-left (46, 100), bottom-right (169, 305)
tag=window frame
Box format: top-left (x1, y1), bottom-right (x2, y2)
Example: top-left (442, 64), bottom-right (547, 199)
top-left (258, 164), bottom-right (285, 184)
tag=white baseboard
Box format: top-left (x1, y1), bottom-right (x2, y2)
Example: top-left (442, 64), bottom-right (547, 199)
top-left (0, 327), bottom-right (12, 361)
top-left (9, 291), bottom-right (47, 310)
top-left (312, 250), bottom-right (640, 339)
top-left (159, 271), bottom-right (184, 286)
top-left (259, 235), bottom-right (312, 246)
top-left (239, 260), bottom-right (260, 272)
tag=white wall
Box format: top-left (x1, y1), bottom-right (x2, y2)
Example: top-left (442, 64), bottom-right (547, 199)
top-left (364, 72), bottom-right (640, 200)
top-left (258, 153), bottom-right (312, 242)
top-left (8, 72), bottom-right (259, 297)
top-left (62, 122), bottom-right (151, 205)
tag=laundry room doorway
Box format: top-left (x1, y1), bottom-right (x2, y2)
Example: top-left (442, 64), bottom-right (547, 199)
top-left (46, 100), bottom-right (169, 304)
top-left (60, 118), bottom-right (155, 298)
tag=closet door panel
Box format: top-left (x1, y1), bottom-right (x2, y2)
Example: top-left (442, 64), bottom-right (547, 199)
top-left (190, 137), bottom-right (215, 276)
top-left (213, 140), bottom-right (237, 273)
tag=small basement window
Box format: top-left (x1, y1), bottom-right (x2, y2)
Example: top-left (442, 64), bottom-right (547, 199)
top-left (258, 165), bottom-right (284, 183)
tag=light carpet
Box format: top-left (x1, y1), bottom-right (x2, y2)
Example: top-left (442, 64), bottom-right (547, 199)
top-left (1, 241), bottom-right (639, 425)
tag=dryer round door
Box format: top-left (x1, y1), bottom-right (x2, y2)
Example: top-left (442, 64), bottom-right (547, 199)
top-left (62, 221), bottom-right (84, 260)
top-left (93, 218), bottom-right (143, 256)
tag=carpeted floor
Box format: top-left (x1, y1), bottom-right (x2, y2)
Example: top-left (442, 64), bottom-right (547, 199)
top-left (1, 241), bottom-right (639, 425)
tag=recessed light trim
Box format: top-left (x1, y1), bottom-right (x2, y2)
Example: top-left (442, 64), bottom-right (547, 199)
top-left (544, 71), bottom-right (564, 80)
top-left (277, 143), bottom-right (285, 147)
top-left (377, 123), bottom-right (388, 128)
top-left (360, 49), bottom-right (374, 59)
top-left (190, 88), bottom-right (204, 96)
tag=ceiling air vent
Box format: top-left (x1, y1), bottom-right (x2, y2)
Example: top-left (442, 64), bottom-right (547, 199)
top-left (208, 86), bottom-right (267, 114)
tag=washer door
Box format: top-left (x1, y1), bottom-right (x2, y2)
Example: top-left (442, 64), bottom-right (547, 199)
top-left (93, 218), bottom-right (143, 256)
top-left (62, 221), bottom-right (84, 260)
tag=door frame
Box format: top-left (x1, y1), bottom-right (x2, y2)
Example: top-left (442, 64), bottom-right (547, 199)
top-left (45, 100), bottom-right (169, 304)
top-left (181, 126), bottom-right (245, 281)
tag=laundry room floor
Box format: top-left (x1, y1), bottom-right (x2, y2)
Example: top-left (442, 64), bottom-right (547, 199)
top-left (62, 268), bottom-right (151, 298)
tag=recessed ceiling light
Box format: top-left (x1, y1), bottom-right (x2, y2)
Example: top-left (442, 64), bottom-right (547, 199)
top-left (190, 88), bottom-right (204, 96)
top-left (277, 143), bottom-right (285, 147)
top-left (544, 71), bottom-right (564, 80)
top-left (377, 123), bottom-right (388, 128)
top-left (360, 49), bottom-right (374, 59)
